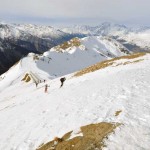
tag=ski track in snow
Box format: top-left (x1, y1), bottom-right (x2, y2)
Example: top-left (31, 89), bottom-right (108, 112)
top-left (0, 54), bottom-right (150, 150)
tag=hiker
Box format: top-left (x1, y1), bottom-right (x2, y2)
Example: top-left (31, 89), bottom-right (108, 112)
top-left (35, 82), bottom-right (38, 88)
top-left (44, 84), bottom-right (49, 93)
top-left (60, 77), bottom-right (66, 88)
top-left (44, 79), bottom-right (46, 83)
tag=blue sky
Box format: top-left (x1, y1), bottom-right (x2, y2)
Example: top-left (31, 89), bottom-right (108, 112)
top-left (0, 0), bottom-right (150, 26)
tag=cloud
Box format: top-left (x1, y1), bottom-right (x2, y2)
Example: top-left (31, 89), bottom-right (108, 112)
top-left (0, 0), bottom-right (150, 25)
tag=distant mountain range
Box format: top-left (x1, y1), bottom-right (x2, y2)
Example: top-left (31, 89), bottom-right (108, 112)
top-left (62, 22), bottom-right (150, 52)
top-left (0, 22), bottom-right (150, 75)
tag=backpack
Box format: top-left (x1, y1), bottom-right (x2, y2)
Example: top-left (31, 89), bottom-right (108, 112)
top-left (60, 77), bottom-right (66, 82)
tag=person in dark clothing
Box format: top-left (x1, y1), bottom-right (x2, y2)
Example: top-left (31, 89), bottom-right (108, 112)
top-left (36, 82), bottom-right (38, 88)
top-left (60, 77), bottom-right (66, 88)
top-left (45, 84), bottom-right (48, 93)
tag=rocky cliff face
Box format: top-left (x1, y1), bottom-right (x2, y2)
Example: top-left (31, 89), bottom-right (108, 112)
top-left (0, 38), bottom-right (31, 74)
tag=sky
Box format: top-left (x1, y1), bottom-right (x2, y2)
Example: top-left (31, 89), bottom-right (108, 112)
top-left (0, 0), bottom-right (150, 26)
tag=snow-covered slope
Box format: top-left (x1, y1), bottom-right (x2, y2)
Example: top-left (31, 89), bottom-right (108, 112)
top-left (0, 52), bottom-right (150, 150)
top-left (79, 36), bottom-right (130, 56)
top-left (51, 36), bottom-right (130, 57)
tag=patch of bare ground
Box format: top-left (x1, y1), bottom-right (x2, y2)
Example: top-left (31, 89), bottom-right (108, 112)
top-left (55, 38), bottom-right (81, 52)
top-left (115, 110), bottom-right (122, 116)
top-left (115, 59), bottom-right (144, 66)
top-left (33, 55), bottom-right (40, 61)
top-left (74, 52), bottom-right (147, 77)
top-left (21, 73), bottom-right (31, 82)
top-left (37, 122), bottom-right (120, 150)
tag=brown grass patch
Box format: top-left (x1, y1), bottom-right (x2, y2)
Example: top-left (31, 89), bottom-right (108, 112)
top-left (55, 38), bottom-right (81, 52)
top-left (114, 59), bottom-right (144, 66)
top-left (21, 73), bottom-right (29, 81)
top-left (74, 52), bottom-right (147, 77)
top-left (25, 76), bottom-right (31, 82)
top-left (21, 73), bottom-right (31, 82)
top-left (123, 59), bottom-right (144, 65)
top-left (37, 122), bottom-right (120, 150)
top-left (33, 55), bottom-right (39, 60)
top-left (115, 110), bottom-right (122, 116)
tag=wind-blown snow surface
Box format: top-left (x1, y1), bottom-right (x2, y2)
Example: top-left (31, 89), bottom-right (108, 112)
top-left (0, 53), bottom-right (150, 150)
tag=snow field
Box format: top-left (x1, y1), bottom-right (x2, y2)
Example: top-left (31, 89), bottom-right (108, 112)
top-left (0, 54), bottom-right (150, 149)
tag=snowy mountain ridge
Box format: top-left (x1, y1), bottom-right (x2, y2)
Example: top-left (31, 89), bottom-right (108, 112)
top-left (0, 23), bottom-right (66, 39)
top-left (0, 22), bottom-right (84, 75)
top-left (61, 22), bottom-right (150, 36)
top-left (61, 22), bottom-right (150, 50)
top-left (0, 35), bottom-right (131, 91)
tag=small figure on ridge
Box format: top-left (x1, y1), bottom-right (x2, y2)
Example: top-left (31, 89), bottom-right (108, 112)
top-left (60, 77), bottom-right (66, 88)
